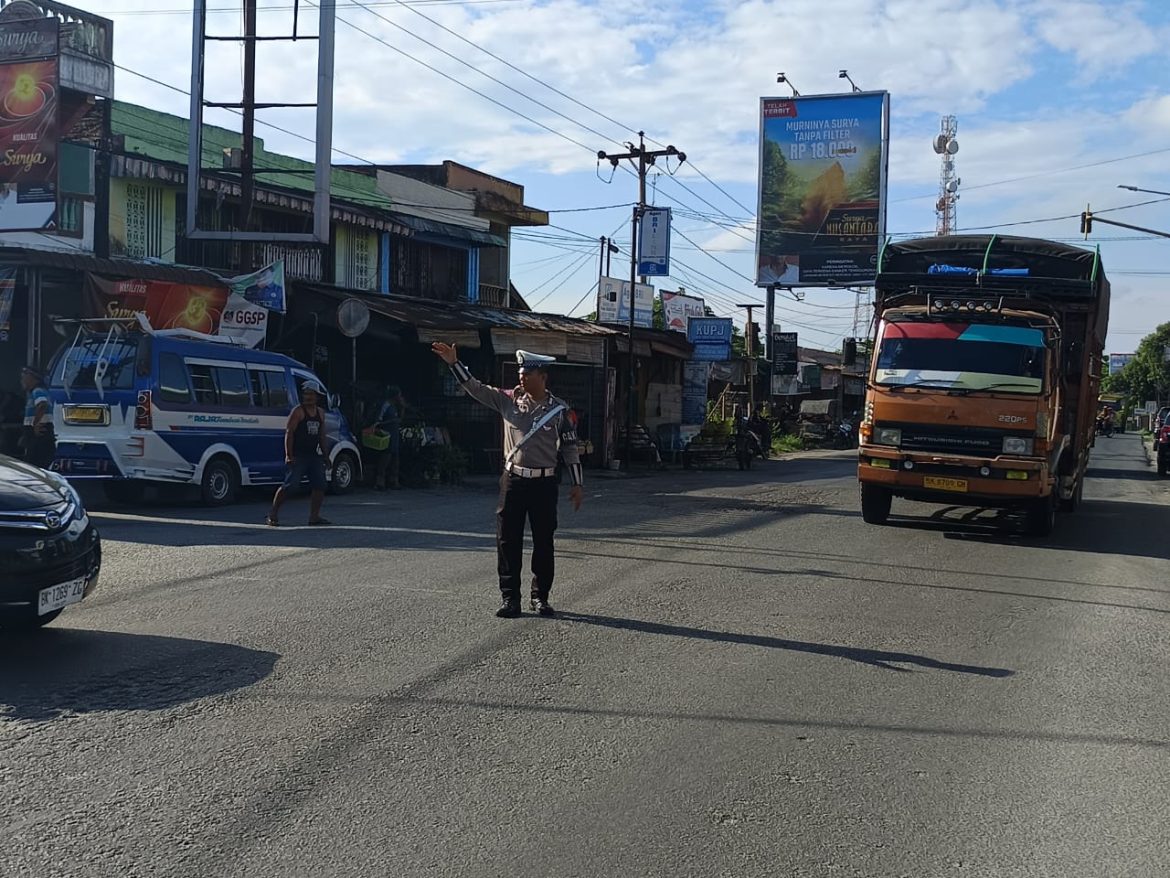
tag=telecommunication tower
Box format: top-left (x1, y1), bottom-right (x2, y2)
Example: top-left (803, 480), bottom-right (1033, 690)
top-left (932, 116), bottom-right (960, 236)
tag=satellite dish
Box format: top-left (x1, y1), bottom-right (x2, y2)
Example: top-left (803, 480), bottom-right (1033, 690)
top-left (337, 298), bottom-right (370, 338)
top-left (946, 139), bottom-right (960, 155)
top-left (932, 134), bottom-right (947, 154)
top-left (946, 180), bottom-right (959, 193)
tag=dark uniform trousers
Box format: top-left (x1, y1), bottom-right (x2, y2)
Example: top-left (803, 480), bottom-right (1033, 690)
top-left (496, 472), bottom-right (559, 600)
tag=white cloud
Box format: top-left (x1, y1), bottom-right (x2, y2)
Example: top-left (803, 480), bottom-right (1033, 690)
top-left (1030, 0), bottom-right (1165, 78)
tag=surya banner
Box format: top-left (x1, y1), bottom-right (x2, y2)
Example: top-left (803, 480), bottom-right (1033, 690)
top-left (87, 276), bottom-right (231, 337)
top-left (756, 91), bottom-right (889, 288)
top-left (0, 17), bottom-right (60, 232)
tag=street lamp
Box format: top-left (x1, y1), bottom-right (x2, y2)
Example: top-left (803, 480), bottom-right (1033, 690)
top-left (1118, 185), bottom-right (1170, 197)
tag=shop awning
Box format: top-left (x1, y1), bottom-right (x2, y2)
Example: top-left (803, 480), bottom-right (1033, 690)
top-left (394, 214), bottom-right (507, 248)
top-left (295, 285), bottom-right (620, 351)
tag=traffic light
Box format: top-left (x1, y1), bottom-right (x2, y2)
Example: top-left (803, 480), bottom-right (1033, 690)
top-left (843, 337), bottom-right (858, 367)
top-left (1080, 210), bottom-right (1093, 235)
top-left (746, 321), bottom-right (762, 356)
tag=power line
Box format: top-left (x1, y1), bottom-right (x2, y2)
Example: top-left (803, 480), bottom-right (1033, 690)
top-left (891, 146), bottom-right (1170, 204)
top-left (105, 0), bottom-right (522, 14)
top-left (364, 0), bottom-right (755, 223)
top-left (312, 3), bottom-right (600, 155)
top-left (339, 0), bottom-right (629, 149)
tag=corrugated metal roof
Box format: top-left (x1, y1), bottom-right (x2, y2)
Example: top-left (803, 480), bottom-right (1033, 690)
top-left (300, 284), bottom-right (619, 337)
top-left (0, 248), bottom-right (222, 285)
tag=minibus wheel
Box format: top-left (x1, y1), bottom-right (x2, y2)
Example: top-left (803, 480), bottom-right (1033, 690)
top-left (329, 451), bottom-right (358, 494)
top-left (201, 456), bottom-right (239, 506)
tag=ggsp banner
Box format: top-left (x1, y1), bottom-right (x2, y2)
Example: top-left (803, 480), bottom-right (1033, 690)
top-left (756, 91), bottom-right (889, 288)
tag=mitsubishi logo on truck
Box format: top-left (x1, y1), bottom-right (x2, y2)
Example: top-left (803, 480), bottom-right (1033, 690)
top-left (998, 415), bottom-right (1028, 425)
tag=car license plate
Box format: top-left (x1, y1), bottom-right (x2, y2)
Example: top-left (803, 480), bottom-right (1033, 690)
top-left (38, 576), bottom-right (87, 616)
top-left (63, 405), bottom-right (108, 425)
top-left (923, 476), bottom-right (968, 493)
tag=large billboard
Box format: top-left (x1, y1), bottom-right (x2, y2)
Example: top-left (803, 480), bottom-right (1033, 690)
top-left (0, 17), bottom-right (60, 232)
top-left (756, 91), bottom-right (889, 288)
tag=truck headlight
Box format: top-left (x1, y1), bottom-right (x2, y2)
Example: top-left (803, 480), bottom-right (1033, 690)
top-left (1002, 436), bottom-right (1034, 455)
top-left (874, 427), bottom-right (902, 447)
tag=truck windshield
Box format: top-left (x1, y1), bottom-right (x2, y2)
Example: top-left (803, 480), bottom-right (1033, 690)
top-left (48, 331), bottom-right (141, 392)
top-left (874, 321), bottom-right (1046, 395)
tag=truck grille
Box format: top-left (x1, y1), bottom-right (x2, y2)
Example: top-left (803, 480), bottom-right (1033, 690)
top-left (894, 425), bottom-right (1019, 457)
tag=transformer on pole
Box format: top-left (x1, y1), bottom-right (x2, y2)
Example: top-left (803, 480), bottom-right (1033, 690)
top-left (932, 116), bottom-right (960, 236)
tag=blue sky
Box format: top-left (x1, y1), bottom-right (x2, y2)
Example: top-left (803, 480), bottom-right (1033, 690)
top-left (78, 0), bottom-right (1170, 352)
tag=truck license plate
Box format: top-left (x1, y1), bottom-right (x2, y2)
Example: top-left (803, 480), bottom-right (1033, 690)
top-left (923, 476), bottom-right (968, 493)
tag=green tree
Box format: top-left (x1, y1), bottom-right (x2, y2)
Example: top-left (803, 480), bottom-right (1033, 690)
top-left (1102, 322), bottom-right (1170, 407)
top-left (759, 140), bottom-right (790, 255)
top-left (847, 147), bottom-right (883, 201)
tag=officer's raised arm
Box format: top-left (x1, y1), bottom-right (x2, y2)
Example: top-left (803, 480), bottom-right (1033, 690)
top-left (431, 342), bottom-right (511, 413)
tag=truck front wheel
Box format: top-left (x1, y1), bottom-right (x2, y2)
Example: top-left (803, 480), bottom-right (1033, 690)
top-left (860, 484), bottom-right (892, 525)
top-left (1024, 492), bottom-right (1057, 538)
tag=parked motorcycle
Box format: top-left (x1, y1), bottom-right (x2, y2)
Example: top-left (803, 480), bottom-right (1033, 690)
top-left (729, 421), bottom-right (765, 470)
top-left (833, 418), bottom-right (857, 449)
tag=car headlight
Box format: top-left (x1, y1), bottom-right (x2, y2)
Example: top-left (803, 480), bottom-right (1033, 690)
top-left (1002, 436), bottom-right (1034, 455)
top-left (874, 427), bottom-right (902, 447)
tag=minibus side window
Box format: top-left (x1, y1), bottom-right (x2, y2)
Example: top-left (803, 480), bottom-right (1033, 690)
top-left (188, 363), bottom-right (217, 405)
top-left (250, 369), bottom-right (289, 409)
top-left (159, 353), bottom-right (192, 404)
top-left (214, 366), bottom-right (252, 407)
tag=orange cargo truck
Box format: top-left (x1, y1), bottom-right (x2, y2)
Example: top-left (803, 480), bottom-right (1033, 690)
top-left (858, 235), bottom-right (1110, 536)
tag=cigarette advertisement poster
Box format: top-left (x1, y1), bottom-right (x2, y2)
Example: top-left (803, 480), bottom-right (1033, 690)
top-left (0, 18), bottom-right (60, 232)
top-left (87, 275), bottom-right (231, 336)
top-left (756, 91), bottom-right (889, 288)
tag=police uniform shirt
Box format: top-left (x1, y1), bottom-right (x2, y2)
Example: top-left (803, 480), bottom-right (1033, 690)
top-left (450, 362), bottom-right (583, 485)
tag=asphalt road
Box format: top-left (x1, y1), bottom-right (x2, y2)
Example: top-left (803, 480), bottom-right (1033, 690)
top-left (3, 434), bottom-right (1168, 878)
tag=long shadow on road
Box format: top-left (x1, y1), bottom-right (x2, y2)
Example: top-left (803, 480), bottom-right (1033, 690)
top-left (924, 498), bottom-right (1170, 562)
top-left (556, 612), bottom-right (1015, 677)
top-left (0, 630), bottom-right (279, 722)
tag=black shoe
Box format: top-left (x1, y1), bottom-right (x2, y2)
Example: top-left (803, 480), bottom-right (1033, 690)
top-left (496, 598), bottom-right (521, 618)
top-left (530, 598), bottom-right (556, 617)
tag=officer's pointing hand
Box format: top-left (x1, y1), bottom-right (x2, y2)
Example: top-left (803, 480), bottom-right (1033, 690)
top-left (569, 485), bottom-right (583, 512)
top-left (431, 342), bottom-right (457, 365)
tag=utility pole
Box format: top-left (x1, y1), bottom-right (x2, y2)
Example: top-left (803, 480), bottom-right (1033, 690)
top-left (240, 0), bottom-right (258, 270)
top-left (736, 303), bottom-right (757, 413)
top-left (597, 236), bottom-right (618, 282)
top-left (598, 132), bottom-right (686, 467)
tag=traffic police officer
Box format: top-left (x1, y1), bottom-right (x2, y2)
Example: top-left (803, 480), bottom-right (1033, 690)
top-left (432, 342), bottom-right (584, 618)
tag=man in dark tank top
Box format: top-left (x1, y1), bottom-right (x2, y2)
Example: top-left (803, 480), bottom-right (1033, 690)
top-left (267, 381), bottom-right (330, 526)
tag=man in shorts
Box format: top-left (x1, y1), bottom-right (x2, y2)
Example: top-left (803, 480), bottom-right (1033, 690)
top-left (267, 381), bottom-right (330, 526)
